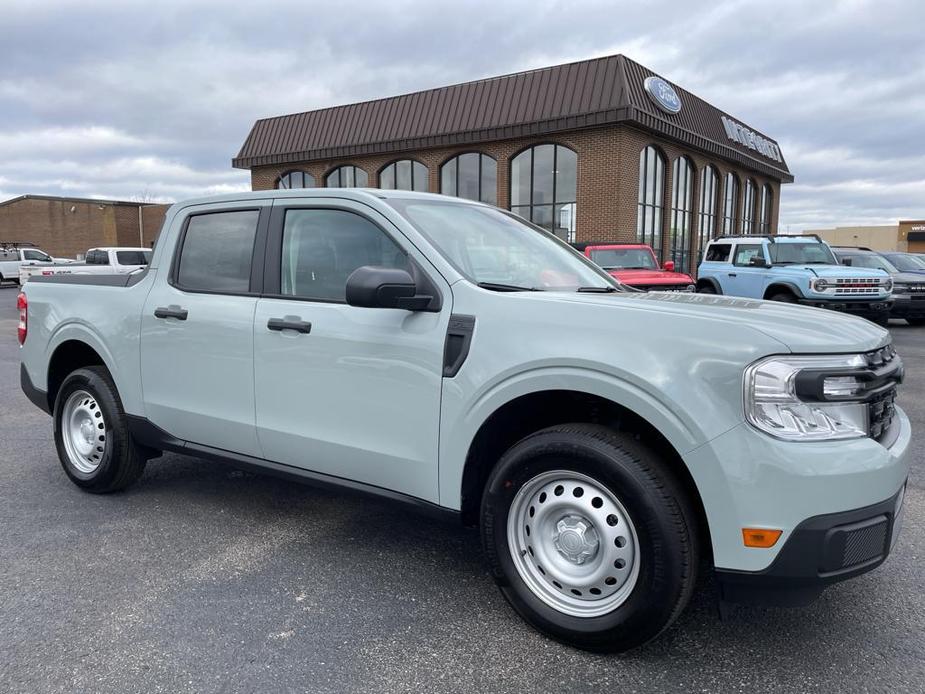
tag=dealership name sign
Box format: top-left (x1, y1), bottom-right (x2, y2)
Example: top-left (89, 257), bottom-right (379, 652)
top-left (720, 116), bottom-right (783, 163)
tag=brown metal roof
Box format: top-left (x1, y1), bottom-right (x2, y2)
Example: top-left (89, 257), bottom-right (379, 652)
top-left (233, 54), bottom-right (792, 182)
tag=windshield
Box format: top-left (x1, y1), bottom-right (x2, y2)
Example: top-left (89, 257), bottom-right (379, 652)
top-left (768, 242), bottom-right (836, 265)
top-left (589, 248), bottom-right (658, 270)
top-left (885, 254), bottom-right (925, 272)
top-left (389, 200), bottom-right (617, 291)
top-left (116, 251), bottom-right (152, 265)
top-left (841, 253), bottom-right (897, 273)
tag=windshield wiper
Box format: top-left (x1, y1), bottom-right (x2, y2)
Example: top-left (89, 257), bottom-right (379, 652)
top-left (576, 286), bottom-right (618, 293)
top-left (477, 282), bottom-right (541, 292)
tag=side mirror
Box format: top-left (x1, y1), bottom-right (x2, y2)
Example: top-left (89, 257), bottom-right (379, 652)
top-left (841, 258), bottom-right (853, 266)
top-left (345, 266), bottom-right (432, 310)
top-left (663, 260), bottom-right (676, 272)
top-left (748, 256), bottom-right (769, 267)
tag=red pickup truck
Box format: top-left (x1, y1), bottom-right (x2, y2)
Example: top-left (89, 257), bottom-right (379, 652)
top-left (578, 243), bottom-right (695, 292)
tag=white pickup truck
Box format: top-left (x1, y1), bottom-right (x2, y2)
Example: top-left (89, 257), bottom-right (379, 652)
top-left (19, 247), bottom-right (151, 284)
top-left (0, 245), bottom-right (68, 285)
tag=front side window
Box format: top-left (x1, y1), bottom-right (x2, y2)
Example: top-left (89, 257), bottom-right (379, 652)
top-left (721, 173), bottom-right (739, 234)
top-left (441, 152), bottom-right (497, 205)
top-left (176, 210), bottom-right (259, 293)
top-left (23, 249), bottom-right (52, 262)
top-left (589, 247), bottom-right (658, 270)
top-left (389, 199), bottom-right (613, 291)
top-left (86, 250), bottom-right (109, 265)
top-left (704, 243), bottom-right (732, 262)
top-left (325, 165), bottom-right (369, 188)
top-left (379, 160), bottom-right (428, 192)
top-left (510, 144), bottom-right (577, 242)
top-left (277, 171), bottom-right (315, 189)
top-left (742, 179), bottom-right (756, 234)
top-left (280, 209), bottom-right (409, 302)
top-left (669, 156), bottom-right (694, 273)
top-left (636, 145), bottom-right (665, 260)
top-left (733, 243), bottom-right (764, 267)
top-left (697, 165), bottom-right (719, 262)
top-left (759, 184), bottom-right (774, 234)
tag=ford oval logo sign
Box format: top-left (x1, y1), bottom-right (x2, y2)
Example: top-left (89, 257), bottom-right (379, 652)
top-left (644, 76), bottom-right (682, 115)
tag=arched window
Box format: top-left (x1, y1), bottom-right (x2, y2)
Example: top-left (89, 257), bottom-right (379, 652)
top-left (637, 145), bottom-right (666, 257)
top-left (669, 156), bottom-right (694, 272)
top-left (742, 179), bottom-right (756, 234)
top-left (510, 144), bottom-right (577, 241)
top-left (325, 165), bottom-right (368, 188)
top-left (441, 153), bottom-right (497, 204)
top-left (697, 165), bottom-right (719, 261)
top-left (277, 171), bottom-right (315, 189)
top-left (379, 159), bottom-right (428, 191)
top-left (721, 172), bottom-right (739, 234)
top-left (759, 184), bottom-right (774, 234)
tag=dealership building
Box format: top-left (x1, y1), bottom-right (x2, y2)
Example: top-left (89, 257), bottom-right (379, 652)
top-left (234, 54), bottom-right (792, 273)
top-left (805, 221), bottom-right (925, 253)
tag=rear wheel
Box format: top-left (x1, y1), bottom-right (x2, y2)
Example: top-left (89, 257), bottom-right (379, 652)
top-left (697, 284), bottom-right (717, 294)
top-left (53, 366), bottom-right (147, 492)
top-left (481, 424), bottom-right (699, 652)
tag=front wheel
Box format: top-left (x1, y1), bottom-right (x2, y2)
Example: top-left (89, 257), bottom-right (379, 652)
top-left (481, 424), bottom-right (699, 652)
top-left (53, 366), bottom-right (147, 492)
top-left (905, 317), bottom-right (925, 326)
top-left (769, 292), bottom-right (797, 303)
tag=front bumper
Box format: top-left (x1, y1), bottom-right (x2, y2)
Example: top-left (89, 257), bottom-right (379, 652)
top-left (716, 482), bottom-right (907, 606)
top-left (889, 294), bottom-right (925, 318)
top-left (797, 296), bottom-right (892, 318)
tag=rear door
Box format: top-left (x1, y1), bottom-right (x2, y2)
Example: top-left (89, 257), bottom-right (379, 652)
top-left (252, 199), bottom-right (451, 502)
top-left (140, 202), bottom-right (270, 457)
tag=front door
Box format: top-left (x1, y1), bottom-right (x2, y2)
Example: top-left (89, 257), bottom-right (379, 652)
top-left (253, 201), bottom-right (450, 502)
top-left (140, 203), bottom-right (269, 457)
top-left (726, 243), bottom-right (767, 297)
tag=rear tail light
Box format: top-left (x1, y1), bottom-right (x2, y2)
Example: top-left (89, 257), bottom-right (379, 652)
top-left (17, 291), bottom-right (27, 345)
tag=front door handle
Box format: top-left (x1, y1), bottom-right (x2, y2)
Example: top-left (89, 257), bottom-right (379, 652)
top-left (267, 317), bottom-right (312, 334)
top-left (154, 306), bottom-right (188, 320)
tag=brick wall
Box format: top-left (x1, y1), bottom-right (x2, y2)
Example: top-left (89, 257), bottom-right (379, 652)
top-left (0, 198), bottom-right (171, 257)
top-left (249, 123), bottom-right (784, 269)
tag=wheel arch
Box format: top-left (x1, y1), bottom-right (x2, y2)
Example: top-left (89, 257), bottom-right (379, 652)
top-left (763, 281), bottom-right (803, 300)
top-left (46, 337), bottom-right (112, 410)
top-left (696, 276), bottom-right (722, 293)
top-left (458, 388), bottom-right (711, 560)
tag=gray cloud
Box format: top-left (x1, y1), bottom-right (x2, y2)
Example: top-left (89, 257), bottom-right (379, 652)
top-left (1, 0), bottom-right (922, 229)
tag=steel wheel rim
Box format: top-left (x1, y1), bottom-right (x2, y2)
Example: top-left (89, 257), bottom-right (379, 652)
top-left (61, 390), bottom-right (107, 474)
top-left (507, 470), bottom-right (640, 618)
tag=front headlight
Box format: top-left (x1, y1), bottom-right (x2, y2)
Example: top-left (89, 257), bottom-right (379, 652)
top-left (744, 355), bottom-right (869, 441)
top-left (811, 278), bottom-right (829, 292)
top-left (883, 278), bottom-right (893, 292)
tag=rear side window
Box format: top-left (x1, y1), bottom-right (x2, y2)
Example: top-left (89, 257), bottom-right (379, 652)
top-left (733, 244), bottom-right (764, 267)
top-left (116, 251), bottom-right (151, 265)
top-left (176, 210), bottom-right (259, 292)
top-left (280, 209), bottom-right (409, 302)
top-left (704, 244), bottom-right (731, 262)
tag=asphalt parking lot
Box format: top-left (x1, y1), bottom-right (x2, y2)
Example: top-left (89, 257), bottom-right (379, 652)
top-left (0, 287), bottom-right (922, 694)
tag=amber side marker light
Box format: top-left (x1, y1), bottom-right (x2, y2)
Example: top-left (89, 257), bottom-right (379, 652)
top-left (742, 528), bottom-right (783, 548)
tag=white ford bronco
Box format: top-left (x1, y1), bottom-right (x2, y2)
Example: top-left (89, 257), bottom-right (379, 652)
top-left (18, 190), bottom-right (910, 651)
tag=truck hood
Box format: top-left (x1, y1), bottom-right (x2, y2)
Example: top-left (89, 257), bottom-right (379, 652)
top-left (891, 271), bottom-right (925, 282)
top-left (606, 268), bottom-right (694, 285)
top-left (519, 290), bottom-right (890, 353)
top-left (775, 264), bottom-right (888, 279)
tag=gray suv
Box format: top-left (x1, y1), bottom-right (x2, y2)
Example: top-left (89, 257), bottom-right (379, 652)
top-left (833, 247), bottom-right (925, 325)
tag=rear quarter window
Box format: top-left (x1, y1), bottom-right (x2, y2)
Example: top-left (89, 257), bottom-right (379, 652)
top-left (704, 244), bottom-right (732, 262)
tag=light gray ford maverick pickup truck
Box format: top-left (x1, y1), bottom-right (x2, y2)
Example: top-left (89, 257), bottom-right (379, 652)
top-left (19, 190), bottom-right (909, 651)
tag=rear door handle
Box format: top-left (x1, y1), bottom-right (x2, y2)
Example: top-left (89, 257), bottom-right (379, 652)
top-left (267, 318), bottom-right (312, 334)
top-left (728, 272), bottom-right (737, 278)
top-left (154, 306), bottom-right (188, 320)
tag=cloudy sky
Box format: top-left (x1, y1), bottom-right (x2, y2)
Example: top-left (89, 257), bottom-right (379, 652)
top-left (1, 0), bottom-right (922, 231)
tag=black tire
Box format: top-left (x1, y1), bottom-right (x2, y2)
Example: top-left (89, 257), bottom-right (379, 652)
top-left (769, 291), bottom-right (797, 303)
top-left (905, 317), bottom-right (925, 327)
top-left (53, 366), bottom-right (146, 492)
top-left (481, 424), bottom-right (699, 652)
top-left (697, 284), bottom-right (717, 294)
